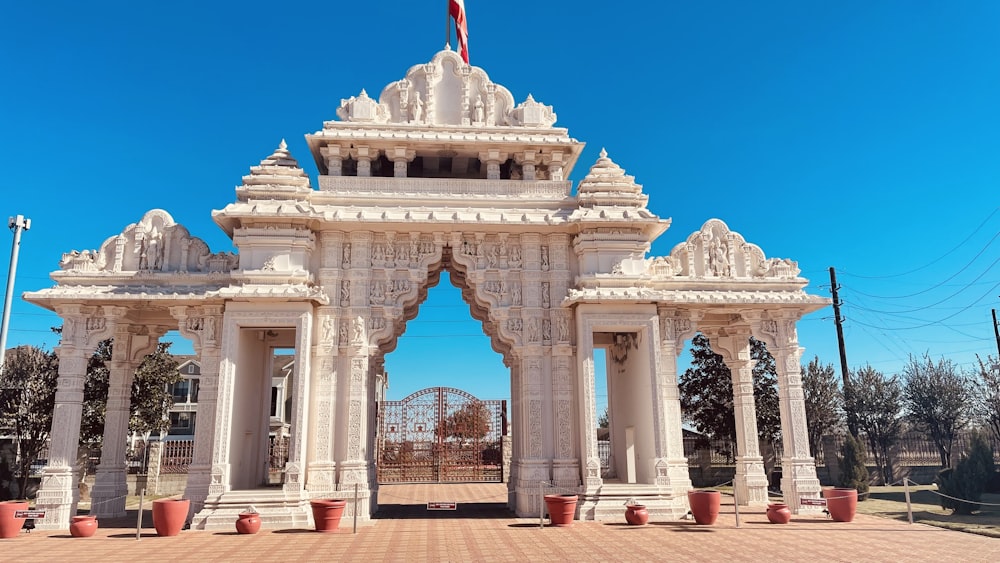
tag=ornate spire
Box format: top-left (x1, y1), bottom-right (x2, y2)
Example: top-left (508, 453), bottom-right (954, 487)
top-left (237, 140), bottom-right (312, 199)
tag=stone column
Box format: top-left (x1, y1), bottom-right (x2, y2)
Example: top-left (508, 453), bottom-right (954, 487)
top-left (351, 146), bottom-right (376, 177)
top-left (389, 146), bottom-right (415, 178)
top-left (173, 305), bottom-right (223, 517)
top-left (652, 307), bottom-right (695, 495)
top-left (706, 327), bottom-right (768, 505)
top-left (575, 322), bottom-right (602, 490)
top-left (513, 350), bottom-right (549, 516)
top-left (307, 307), bottom-right (339, 492)
top-left (754, 313), bottom-right (822, 512)
top-left (478, 149), bottom-right (508, 180)
top-left (321, 145), bottom-right (347, 177)
top-left (34, 305), bottom-right (115, 530)
top-left (542, 151), bottom-right (565, 181)
top-left (91, 322), bottom-right (162, 518)
top-left (515, 150), bottom-right (537, 181)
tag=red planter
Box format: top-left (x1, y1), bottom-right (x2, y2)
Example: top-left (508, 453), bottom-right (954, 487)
top-left (0, 501), bottom-right (29, 539)
top-left (311, 499), bottom-right (347, 532)
top-left (70, 515), bottom-right (99, 537)
top-left (544, 494), bottom-right (578, 527)
top-left (152, 498), bottom-right (190, 537)
top-left (235, 512), bottom-right (261, 534)
top-left (687, 490), bottom-right (721, 525)
top-left (625, 504), bottom-right (649, 526)
top-left (766, 503), bottom-right (791, 524)
top-left (823, 488), bottom-right (858, 522)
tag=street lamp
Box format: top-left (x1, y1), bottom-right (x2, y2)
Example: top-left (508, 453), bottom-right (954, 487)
top-left (0, 214), bottom-right (31, 372)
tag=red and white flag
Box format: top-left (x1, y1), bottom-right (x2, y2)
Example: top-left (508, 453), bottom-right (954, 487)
top-left (449, 0), bottom-right (469, 64)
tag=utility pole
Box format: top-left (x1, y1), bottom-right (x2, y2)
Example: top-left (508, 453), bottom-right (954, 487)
top-left (0, 214), bottom-right (31, 372)
top-left (992, 308), bottom-right (1000, 357)
top-left (829, 267), bottom-right (856, 437)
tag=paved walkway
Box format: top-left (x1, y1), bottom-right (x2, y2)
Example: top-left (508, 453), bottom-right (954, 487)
top-left (3, 484), bottom-right (998, 562)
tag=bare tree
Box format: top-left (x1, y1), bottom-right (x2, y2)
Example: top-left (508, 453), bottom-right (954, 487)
top-left (0, 345), bottom-right (58, 498)
top-left (971, 355), bottom-right (1000, 444)
top-left (801, 356), bottom-right (842, 457)
top-left (845, 365), bottom-right (903, 485)
top-left (902, 353), bottom-right (972, 468)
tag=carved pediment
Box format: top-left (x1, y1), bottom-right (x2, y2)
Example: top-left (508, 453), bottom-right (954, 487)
top-left (332, 49), bottom-right (558, 129)
top-left (58, 209), bottom-right (238, 275)
top-left (649, 219), bottom-right (800, 280)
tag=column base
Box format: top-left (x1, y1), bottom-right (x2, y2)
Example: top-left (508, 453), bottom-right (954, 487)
top-left (33, 467), bottom-right (78, 530)
top-left (781, 457), bottom-right (823, 514)
top-left (734, 456), bottom-right (769, 506)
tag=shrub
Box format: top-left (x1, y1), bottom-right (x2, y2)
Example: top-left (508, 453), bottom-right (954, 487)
top-left (936, 432), bottom-right (996, 514)
top-left (838, 433), bottom-right (870, 499)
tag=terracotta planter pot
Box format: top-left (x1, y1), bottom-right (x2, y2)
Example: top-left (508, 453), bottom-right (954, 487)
top-left (152, 498), bottom-right (190, 537)
top-left (625, 504), bottom-right (649, 526)
top-left (0, 501), bottom-right (29, 539)
top-left (311, 499), bottom-right (347, 532)
top-left (235, 512), bottom-right (261, 534)
top-left (823, 488), bottom-right (857, 522)
top-left (686, 490), bottom-right (721, 525)
top-left (544, 494), bottom-right (578, 527)
top-left (766, 503), bottom-right (791, 524)
top-left (70, 515), bottom-right (99, 537)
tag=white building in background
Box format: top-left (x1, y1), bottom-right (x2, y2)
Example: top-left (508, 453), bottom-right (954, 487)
top-left (24, 48), bottom-right (828, 530)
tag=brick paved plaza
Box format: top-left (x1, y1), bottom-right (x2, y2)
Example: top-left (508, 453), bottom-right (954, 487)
top-left (2, 484), bottom-right (998, 562)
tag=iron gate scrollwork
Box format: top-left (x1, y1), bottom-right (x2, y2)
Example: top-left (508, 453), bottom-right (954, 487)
top-left (377, 387), bottom-right (505, 483)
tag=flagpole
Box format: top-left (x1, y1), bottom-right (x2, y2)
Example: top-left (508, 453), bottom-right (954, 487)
top-left (444, 1), bottom-right (451, 50)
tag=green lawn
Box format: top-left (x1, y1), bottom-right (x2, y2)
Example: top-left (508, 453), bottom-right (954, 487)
top-left (856, 484), bottom-right (1000, 538)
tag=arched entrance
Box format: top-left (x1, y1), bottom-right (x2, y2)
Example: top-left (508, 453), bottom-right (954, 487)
top-left (377, 387), bottom-right (505, 483)
top-left (24, 48), bottom-right (828, 530)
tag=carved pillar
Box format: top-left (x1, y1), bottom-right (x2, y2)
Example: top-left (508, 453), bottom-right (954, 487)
top-left (307, 307), bottom-right (339, 492)
top-left (705, 326), bottom-right (768, 505)
top-left (652, 307), bottom-right (695, 494)
top-left (575, 321), bottom-right (602, 491)
top-left (91, 322), bottom-right (163, 519)
top-left (515, 150), bottom-right (537, 181)
top-left (351, 146), bottom-right (376, 177)
top-left (389, 146), bottom-right (415, 178)
top-left (513, 350), bottom-right (549, 516)
top-left (753, 312), bottom-right (822, 513)
top-left (34, 305), bottom-right (114, 530)
top-left (172, 305), bottom-right (223, 518)
top-left (551, 348), bottom-right (578, 487)
top-left (321, 145), bottom-right (347, 177)
top-left (542, 151), bottom-right (565, 181)
top-left (478, 149), bottom-right (508, 180)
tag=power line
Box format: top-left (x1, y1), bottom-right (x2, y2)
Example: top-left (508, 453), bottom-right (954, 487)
top-left (839, 207), bottom-right (999, 280)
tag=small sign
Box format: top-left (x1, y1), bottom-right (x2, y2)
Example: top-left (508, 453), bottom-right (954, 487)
top-left (427, 501), bottom-right (457, 511)
top-left (14, 510), bottom-right (46, 518)
top-left (800, 498), bottom-right (827, 507)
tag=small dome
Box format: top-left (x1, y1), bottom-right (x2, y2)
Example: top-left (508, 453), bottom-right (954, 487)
top-left (239, 140), bottom-right (312, 197)
top-left (576, 149), bottom-right (647, 207)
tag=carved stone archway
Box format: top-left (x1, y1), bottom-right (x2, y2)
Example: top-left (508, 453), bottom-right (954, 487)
top-left (24, 48), bottom-right (828, 530)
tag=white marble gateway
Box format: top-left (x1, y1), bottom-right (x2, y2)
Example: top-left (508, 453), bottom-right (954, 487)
top-left (25, 48), bottom-right (828, 530)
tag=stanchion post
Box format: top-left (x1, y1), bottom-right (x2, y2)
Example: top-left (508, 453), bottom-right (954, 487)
top-left (903, 478), bottom-right (913, 524)
top-left (136, 488), bottom-right (145, 541)
top-left (539, 481), bottom-right (545, 528)
top-left (732, 485), bottom-right (741, 528)
top-left (353, 483), bottom-right (359, 534)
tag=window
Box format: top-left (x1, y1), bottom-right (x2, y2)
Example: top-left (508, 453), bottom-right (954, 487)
top-left (170, 380), bottom-right (190, 403)
top-left (169, 412), bottom-right (196, 435)
top-left (190, 379), bottom-right (200, 403)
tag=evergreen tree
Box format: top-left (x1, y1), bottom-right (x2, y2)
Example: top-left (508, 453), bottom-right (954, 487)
top-left (679, 334), bottom-right (780, 458)
top-left (837, 433), bottom-right (870, 498)
top-left (0, 345), bottom-right (58, 498)
top-left (971, 355), bottom-right (1000, 444)
top-left (937, 431), bottom-right (995, 514)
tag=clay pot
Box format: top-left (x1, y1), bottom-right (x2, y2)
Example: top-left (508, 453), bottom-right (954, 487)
top-left (0, 501), bottom-right (29, 539)
top-left (543, 494), bottom-right (578, 527)
top-left (625, 504), bottom-right (649, 526)
top-left (152, 498), bottom-right (190, 537)
top-left (235, 512), bottom-right (261, 534)
top-left (70, 515), bottom-right (98, 537)
top-left (310, 499), bottom-right (347, 532)
top-left (766, 503), bottom-right (791, 524)
top-left (686, 490), bottom-right (721, 525)
top-left (823, 488), bottom-right (858, 523)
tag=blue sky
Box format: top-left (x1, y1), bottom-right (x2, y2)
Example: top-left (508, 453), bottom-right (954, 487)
top-left (2, 1), bottom-right (998, 404)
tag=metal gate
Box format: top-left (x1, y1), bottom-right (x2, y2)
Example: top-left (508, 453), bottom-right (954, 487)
top-left (377, 387), bottom-right (505, 483)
